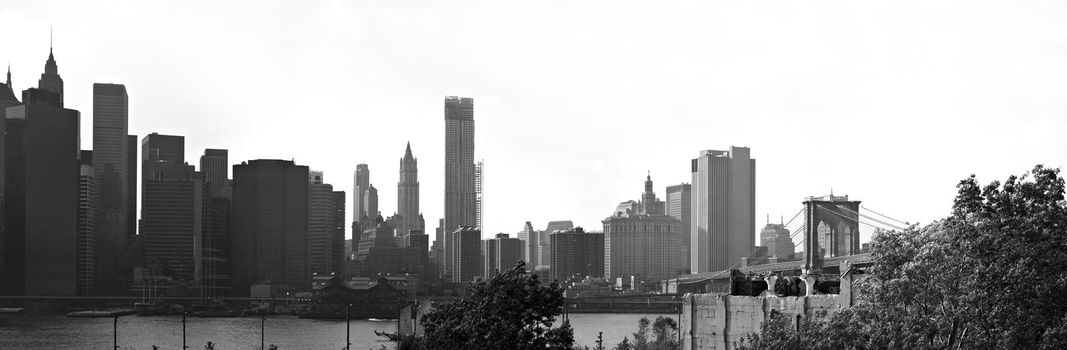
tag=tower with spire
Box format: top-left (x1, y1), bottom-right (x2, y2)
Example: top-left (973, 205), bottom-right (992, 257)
top-left (397, 142), bottom-right (424, 237)
top-left (37, 38), bottom-right (64, 106)
top-left (639, 171), bottom-right (665, 215)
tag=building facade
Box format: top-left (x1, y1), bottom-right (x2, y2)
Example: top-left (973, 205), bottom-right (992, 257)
top-left (396, 143), bottom-right (424, 237)
top-left (665, 183), bottom-right (692, 274)
top-left (77, 151), bottom-right (95, 295)
top-left (92, 83), bottom-right (130, 296)
top-left (443, 96), bottom-right (477, 277)
top-left (448, 226), bottom-right (481, 283)
top-left (2, 101), bottom-right (81, 296)
top-left (308, 171), bottom-right (338, 277)
top-left (549, 228), bottom-right (604, 282)
top-left (482, 233), bottom-right (522, 276)
top-left (759, 222), bottom-right (794, 261)
top-left (231, 160), bottom-right (310, 296)
top-left (690, 147), bottom-right (756, 274)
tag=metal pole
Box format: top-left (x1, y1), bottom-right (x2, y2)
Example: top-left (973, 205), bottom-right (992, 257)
top-left (260, 314), bottom-right (265, 350)
top-left (113, 316), bottom-right (118, 349)
top-left (182, 312), bottom-right (187, 349)
top-left (346, 304), bottom-right (351, 350)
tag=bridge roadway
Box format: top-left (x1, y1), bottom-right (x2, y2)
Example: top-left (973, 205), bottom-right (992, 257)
top-left (677, 253), bottom-right (873, 283)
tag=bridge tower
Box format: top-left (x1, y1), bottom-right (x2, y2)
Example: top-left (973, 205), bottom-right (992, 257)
top-left (802, 195), bottom-right (861, 275)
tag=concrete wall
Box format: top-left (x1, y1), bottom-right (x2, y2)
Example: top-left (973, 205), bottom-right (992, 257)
top-left (680, 293), bottom-right (845, 350)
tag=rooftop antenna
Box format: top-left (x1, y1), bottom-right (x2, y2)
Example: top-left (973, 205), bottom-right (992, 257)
top-left (50, 25), bottom-right (53, 53)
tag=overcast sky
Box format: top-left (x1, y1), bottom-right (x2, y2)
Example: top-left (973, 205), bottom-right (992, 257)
top-left (2, 1), bottom-right (1065, 245)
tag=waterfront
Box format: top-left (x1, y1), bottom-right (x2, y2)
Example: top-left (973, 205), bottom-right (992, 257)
top-left (0, 313), bottom-right (668, 349)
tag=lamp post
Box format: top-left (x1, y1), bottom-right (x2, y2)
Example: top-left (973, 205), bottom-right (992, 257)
top-left (182, 311), bottom-right (188, 349)
top-left (260, 313), bottom-right (265, 350)
top-left (346, 303), bottom-right (352, 350)
top-left (113, 316), bottom-right (118, 350)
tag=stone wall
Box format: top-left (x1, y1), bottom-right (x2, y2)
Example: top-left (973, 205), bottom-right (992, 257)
top-left (680, 293), bottom-right (846, 350)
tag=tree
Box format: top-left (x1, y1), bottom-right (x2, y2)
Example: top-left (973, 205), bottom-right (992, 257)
top-left (410, 261), bottom-right (574, 349)
top-left (740, 165), bottom-right (1067, 349)
top-left (617, 316), bottom-right (680, 350)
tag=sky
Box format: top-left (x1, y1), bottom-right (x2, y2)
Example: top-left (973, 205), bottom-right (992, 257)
top-left (2, 1), bottom-right (1065, 245)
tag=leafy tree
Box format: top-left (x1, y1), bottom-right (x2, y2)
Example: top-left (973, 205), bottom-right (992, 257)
top-left (406, 261), bottom-right (574, 349)
top-left (617, 316), bottom-right (680, 350)
top-left (740, 165), bottom-right (1067, 349)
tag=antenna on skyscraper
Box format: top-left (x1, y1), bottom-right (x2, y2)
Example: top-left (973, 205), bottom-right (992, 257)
top-left (50, 25), bottom-right (53, 53)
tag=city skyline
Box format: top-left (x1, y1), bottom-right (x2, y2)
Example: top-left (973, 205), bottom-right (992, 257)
top-left (2, 1), bottom-right (1066, 244)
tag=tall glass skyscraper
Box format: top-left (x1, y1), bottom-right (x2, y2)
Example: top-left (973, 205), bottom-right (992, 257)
top-left (443, 96), bottom-right (476, 277)
top-left (690, 146), bottom-right (756, 273)
top-left (92, 83), bottom-right (129, 295)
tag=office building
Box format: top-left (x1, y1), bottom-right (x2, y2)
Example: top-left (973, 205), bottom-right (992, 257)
top-left (483, 233), bottom-right (522, 276)
top-left (232, 160), bottom-right (310, 296)
top-left (353, 164), bottom-right (378, 223)
top-left (92, 83), bottom-right (130, 295)
top-left (603, 174), bottom-right (684, 281)
top-left (331, 191), bottom-right (346, 276)
top-left (443, 96), bottom-right (476, 276)
top-left (665, 183), bottom-right (691, 273)
top-left (142, 133), bottom-right (184, 181)
top-left (2, 97), bottom-right (80, 296)
top-left (140, 162), bottom-right (203, 288)
top-left (126, 135), bottom-right (137, 237)
top-left (519, 221), bottom-right (535, 266)
top-left (760, 221), bottom-right (794, 261)
top-left (200, 149), bottom-right (230, 297)
top-left (549, 228), bottom-right (604, 282)
top-left (200, 149), bottom-right (229, 199)
top-left (475, 160), bottom-right (483, 230)
top-left (448, 226), bottom-right (481, 283)
top-left (308, 171), bottom-right (340, 276)
top-left (691, 147), bottom-right (756, 273)
top-left (77, 151), bottom-right (95, 295)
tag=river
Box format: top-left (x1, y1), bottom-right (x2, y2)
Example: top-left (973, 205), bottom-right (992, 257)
top-left (0, 313), bottom-right (672, 349)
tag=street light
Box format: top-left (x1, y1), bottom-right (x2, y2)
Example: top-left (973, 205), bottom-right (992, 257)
top-left (346, 303), bottom-right (352, 350)
top-left (182, 311), bottom-right (188, 349)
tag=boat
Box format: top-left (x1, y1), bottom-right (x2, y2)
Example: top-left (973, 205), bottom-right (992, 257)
top-left (66, 309), bottom-right (136, 318)
top-left (0, 307), bottom-right (23, 314)
top-left (134, 301), bottom-right (171, 316)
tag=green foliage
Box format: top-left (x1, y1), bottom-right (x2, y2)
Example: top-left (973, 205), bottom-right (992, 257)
top-left (615, 316), bottom-right (680, 350)
top-left (404, 261), bottom-right (574, 349)
top-left (740, 165), bottom-right (1067, 350)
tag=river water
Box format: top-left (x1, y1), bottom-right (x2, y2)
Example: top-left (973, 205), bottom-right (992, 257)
top-left (0, 313), bottom-right (671, 349)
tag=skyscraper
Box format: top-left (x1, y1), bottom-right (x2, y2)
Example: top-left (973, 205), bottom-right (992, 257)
top-left (665, 183), bottom-right (692, 273)
top-left (603, 174), bottom-right (685, 281)
top-left (36, 47), bottom-right (63, 106)
top-left (126, 135), bottom-right (137, 237)
top-left (140, 162), bottom-right (203, 286)
top-left (448, 226), bottom-right (482, 283)
top-left (77, 151), bottom-right (95, 296)
top-left (519, 221), bottom-right (535, 266)
top-left (142, 133), bottom-right (184, 181)
top-left (483, 233), bottom-right (522, 276)
top-left (397, 143), bottom-right (423, 236)
top-left (690, 147), bottom-right (756, 273)
top-left (200, 149), bottom-right (229, 199)
top-left (353, 164), bottom-right (377, 222)
top-left (232, 160), bottom-right (310, 296)
top-left (200, 149), bottom-right (230, 297)
top-left (550, 228), bottom-right (605, 282)
top-left (475, 160), bottom-right (484, 231)
top-left (308, 171), bottom-right (337, 276)
top-left (92, 83), bottom-right (129, 295)
top-left (2, 96), bottom-right (80, 296)
top-left (760, 221), bottom-right (794, 261)
top-left (331, 191), bottom-right (346, 276)
top-left (443, 96), bottom-right (476, 277)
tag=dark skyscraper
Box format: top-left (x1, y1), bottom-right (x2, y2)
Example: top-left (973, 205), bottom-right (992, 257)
top-left (200, 149), bottom-right (231, 297)
top-left (443, 96), bottom-right (476, 278)
top-left (142, 133), bottom-right (184, 181)
top-left (397, 143), bottom-right (423, 236)
top-left (666, 183), bottom-right (692, 273)
top-left (691, 147), bottom-right (756, 273)
top-left (232, 160), bottom-right (310, 296)
top-left (550, 228), bottom-right (604, 282)
top-left (77, 151), bottom-right (95, 295)
top-left (2, 97), bottom-right (80, 296)
top-left (200, 149), bottom-right (229, 199)
top-left (126, 135), bottom-right (137, 238)
top-left (140, 162), bottom-right (203, 286)
top-left (331, 191), bottom-right (346, 276)
top-left (37, 47), bottom-right (63, 106)
top-left (448, 226), bottom-right (482, 283)
top-left (308, 171), bottom-right (338, 276)
top-left (92, 83), bottom-right (129, 295)
top-left (353, 164), bottom-right (377, 222)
